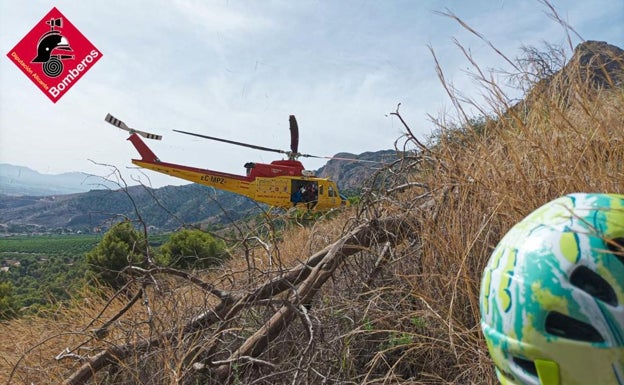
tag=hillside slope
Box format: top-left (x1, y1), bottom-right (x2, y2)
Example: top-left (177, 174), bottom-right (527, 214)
top-left (0, 184), bottom-right (259, 233)
top-left (2, 39), bottom-right (623, 385)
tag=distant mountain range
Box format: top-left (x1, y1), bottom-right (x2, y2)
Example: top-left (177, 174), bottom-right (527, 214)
top-left (0, 164), bottom-right (119, 196)
top-left (0, 150), bottom-right (398, 233)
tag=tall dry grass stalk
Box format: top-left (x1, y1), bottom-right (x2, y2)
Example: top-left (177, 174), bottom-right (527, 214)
top-left (2, 4), bottom-right (623, 385)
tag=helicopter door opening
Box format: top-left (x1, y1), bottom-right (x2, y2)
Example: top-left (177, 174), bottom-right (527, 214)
top-left (291, 179), bottom-right (318, 208)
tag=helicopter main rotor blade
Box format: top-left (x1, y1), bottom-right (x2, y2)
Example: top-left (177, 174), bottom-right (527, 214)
top-left (289, 115), bottom-right (299, 155)
top-left (173, 129), bottom-right (288, 155)
top-left (286, 115), bottom-right (384, 164)
top-left (299, 153), bottom-right (385, 163)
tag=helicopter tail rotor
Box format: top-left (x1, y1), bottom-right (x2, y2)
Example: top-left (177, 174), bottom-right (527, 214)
top-left (105, 113), bottom-right (162, 140)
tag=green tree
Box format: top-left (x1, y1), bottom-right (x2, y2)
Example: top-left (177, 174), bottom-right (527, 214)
top-left (159, 228), bottom-right (227, 269)
top-left (0, 281), bottom-right (18, 319)
top-left (86, 221), bottom-right (146, 289)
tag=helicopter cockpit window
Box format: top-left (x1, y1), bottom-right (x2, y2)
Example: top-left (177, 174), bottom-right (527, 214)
top-left (328, 186), bottom-right (335, 197)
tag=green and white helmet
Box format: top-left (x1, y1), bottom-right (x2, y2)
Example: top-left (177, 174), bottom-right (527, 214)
top-left (480, 193), bottom-right (624, 385)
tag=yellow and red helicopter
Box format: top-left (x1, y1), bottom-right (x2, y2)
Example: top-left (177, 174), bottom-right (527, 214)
top-left (106, 113), bottom-right (369, 211)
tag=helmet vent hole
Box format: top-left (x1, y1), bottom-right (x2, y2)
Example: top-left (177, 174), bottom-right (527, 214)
top-left (570, 265), bottom-right (617, 306)
top-left (512, 357), bottom-right (537, 377)
top-left (606, 237), bottom-right (624, 266)
top-left (545, 311), bottom-right (604, 342)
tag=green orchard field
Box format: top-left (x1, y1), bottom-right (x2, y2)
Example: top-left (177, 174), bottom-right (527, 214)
top-left (0, 234), bottom-right (169, 314)
top-left (0, 234), bottom-right (102, 256)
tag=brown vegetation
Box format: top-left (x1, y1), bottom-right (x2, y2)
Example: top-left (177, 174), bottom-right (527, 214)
top-left (2, 9), bottom-right (623, 385)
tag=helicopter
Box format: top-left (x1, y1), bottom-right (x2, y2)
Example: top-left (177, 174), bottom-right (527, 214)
top-left (105, 113), bottom-right (372, 211)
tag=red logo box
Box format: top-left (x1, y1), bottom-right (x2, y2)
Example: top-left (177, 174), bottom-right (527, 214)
top-left (6, 7), bottom-right (102, 103)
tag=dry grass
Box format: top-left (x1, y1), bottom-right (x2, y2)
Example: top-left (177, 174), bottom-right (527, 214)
top-left (2, 9), bottom-right (623, 385)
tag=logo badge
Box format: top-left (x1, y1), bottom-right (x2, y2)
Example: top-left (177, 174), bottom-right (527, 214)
top-left (6, 7), bottom-right (102, 103)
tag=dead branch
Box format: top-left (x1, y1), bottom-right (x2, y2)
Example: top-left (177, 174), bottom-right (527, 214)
top-left (92, 287), bottom-right (143, 340)
top-left (390, 103), bottom-right (429, 152)
top-left (61, 216), bottom-right (414, 385)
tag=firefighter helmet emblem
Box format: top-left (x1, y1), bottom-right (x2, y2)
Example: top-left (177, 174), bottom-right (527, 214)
top-left (31, 18), bottom-right (74, 77)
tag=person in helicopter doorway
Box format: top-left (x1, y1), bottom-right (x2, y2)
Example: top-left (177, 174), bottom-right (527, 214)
top-left (291, 186), bottom-right (303, 206)
top-left (479, 193), bottom-right (624, 385)
top-left (303, 184), bottom-right (315, 202)
top-left (305, 183), bottom-right (318, 210)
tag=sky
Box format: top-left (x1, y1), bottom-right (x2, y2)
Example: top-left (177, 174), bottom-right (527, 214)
top-left (1, 0), bottom-right (622, 188)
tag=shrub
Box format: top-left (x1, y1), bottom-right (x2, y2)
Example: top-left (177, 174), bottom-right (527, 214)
top-left (0, 281), bottom-right (17, 319)
top-left (85, 221), bottom-right (146, 289)
top-left (159, 228), bottom-right (227, 269)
